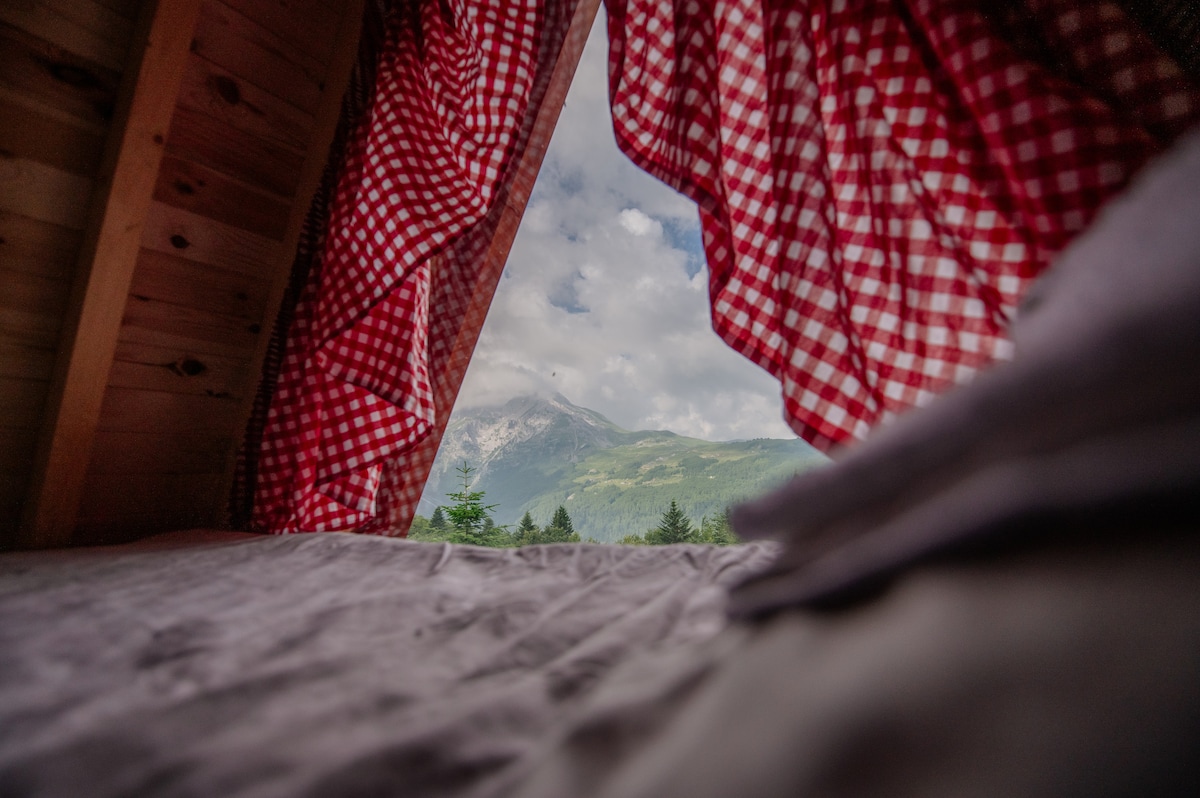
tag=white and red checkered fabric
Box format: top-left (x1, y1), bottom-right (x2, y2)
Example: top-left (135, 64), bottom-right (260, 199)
top-left (254, 2), bottom-right (548, 532)
top-left (608, 0), bottom-right (1199, 450)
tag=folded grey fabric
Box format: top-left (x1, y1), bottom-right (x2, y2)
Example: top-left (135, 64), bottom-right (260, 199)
top-left (728, 127), bottom-right (1200, 615)
top-left (0, 535), bottom-right (775, 798)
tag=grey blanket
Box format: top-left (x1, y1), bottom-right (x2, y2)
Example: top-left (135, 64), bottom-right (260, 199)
top-left (507, 129), bottom-right (1200, 798)
top-left (5, 126), bottom-right (1200, 798)
top-left (0, 534), bottom-right (774, 797)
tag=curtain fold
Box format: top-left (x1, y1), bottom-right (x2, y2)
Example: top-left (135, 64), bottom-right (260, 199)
top-left (252, 1), bottom-right (579, 533)
top-left (606, 0), bottom-right (1199, 450)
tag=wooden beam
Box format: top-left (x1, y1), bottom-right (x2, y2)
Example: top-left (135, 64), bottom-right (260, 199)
top-left (218, 0), bottom-right (365, 523)
top-left (391, 0), bottom-right (603, 533)
top-left (19, 0), bottom-right (204, 548)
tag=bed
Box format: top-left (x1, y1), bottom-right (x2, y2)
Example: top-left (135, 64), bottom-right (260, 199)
top-left (3, 131), bottom-right (1199, 796)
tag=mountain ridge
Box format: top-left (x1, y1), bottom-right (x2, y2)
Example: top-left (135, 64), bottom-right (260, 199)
top-left (419, 394), bottom-right (824, 542)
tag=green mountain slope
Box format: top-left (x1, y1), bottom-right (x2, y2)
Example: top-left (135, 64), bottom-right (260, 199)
top-left (420, 394), bottom-right (825, 542)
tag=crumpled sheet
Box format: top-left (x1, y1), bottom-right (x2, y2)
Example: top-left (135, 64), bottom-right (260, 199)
top-left (726, 126), bottom-right (1200, 614)
top-left (0, 534), bottom-right (774, 797)
top-left (506, 127), bottom-right (1200, 798)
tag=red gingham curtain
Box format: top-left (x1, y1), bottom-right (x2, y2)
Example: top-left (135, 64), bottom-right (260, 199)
top-left (606, 0), bottom-right (1199, 450)
top-left (253, 1), bottom-right (579, 533)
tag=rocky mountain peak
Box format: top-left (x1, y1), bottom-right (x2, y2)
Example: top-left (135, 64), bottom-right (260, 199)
top-left (427, 394), bottom-right (625, 489)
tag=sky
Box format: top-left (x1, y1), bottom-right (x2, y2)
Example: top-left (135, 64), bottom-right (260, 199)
top-left (450, 13), bottom-right (796, 442)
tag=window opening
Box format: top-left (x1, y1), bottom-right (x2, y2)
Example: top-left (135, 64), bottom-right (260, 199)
top-left (416, 14), bottom-right (823, 544)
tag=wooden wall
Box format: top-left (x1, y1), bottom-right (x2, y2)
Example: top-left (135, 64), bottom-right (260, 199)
top-left (0, 0), bottom-right (141, 544)
top-left (76, 0), bottom-right (355, 542)
top-left (2, 0), bottom-right (592, 550)
top-left (2, 0), bottom-right (363, 548)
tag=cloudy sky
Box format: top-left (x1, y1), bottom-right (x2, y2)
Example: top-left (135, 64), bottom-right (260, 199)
top-left (450, 13), bottom-right (795, 441)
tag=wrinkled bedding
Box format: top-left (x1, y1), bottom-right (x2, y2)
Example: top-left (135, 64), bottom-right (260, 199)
top-left (0, 534), bottom-right (775, 797)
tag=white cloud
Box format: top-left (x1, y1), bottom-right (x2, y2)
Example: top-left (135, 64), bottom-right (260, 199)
top-left (617, 208), bottom-right (659, 237)
top-left (451, 12), bottom-right (795, 442)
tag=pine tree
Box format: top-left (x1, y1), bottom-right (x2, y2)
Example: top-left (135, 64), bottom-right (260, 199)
top-left (699, 510), bottom-right (739, 546)
top-left (430, 506), bottom-right (448, 532)
top-left (551, 505), bottom-right (575, 535)
top-left (646, 500), bottom-right (697, 545)
top-left (541, 505), bottom-right (580, 543)
top-left (445, 462), bottom-right (499, 546)
top-left (516, 511), bottom-right (541, 546)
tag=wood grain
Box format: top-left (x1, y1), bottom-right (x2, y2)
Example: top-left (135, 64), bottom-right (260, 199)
top-left (0, 303), bottom-right (61, 349)
top-left (0, 267), bottom-right (70, 335)
top-left (176, 53), bottom-right (313, 153)
top-left (76, 471), bottom-right (227, 527)
top-left (0, 0), bottom-right (133, 72)
top-left (164, 105), bottom-right (303, 198)
top-left (110, 339), bottom-right (251, 399)
top-left (20, 0), bottom-right (204, 548)
top-left (0, 21), bottom-right (122, 128)
top-left (97, 385), bottom-right (244, 434)
top-left (0, 95), bottom-right (106, 176)
top-left (118, 312), bottom-right (260, 362)
top-left (121, 292), bottom-right (262, 356)
top-left (154, 154), bottom-right (291, 239)
top-left (0, 376), bottom-right (50, 428)
top-left (129, 247), bottom-right (271, 320)
top-left (140, 201), bottom-right (279, 277)
top-left (0, 209), bottom-right (82, 280)
top-left (0, 339), bottom-right (55, 381)
top-left (191, 0), bottom-right (322, 115)
top-left (221, 0), bottom-right (340, 72)
top-left (0, 155), bottom-right (94, 229)
top-left (90, 430), bottom-right (232, 475)
top-left (91, 0), bottom-right (141, 22)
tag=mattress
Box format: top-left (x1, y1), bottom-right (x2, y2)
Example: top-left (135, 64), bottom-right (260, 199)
top-left (0, 533), bottom-right (775, 797)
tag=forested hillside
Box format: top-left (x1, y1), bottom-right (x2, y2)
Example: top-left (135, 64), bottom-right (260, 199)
top-left (419, 395), bottom-right (824, 542)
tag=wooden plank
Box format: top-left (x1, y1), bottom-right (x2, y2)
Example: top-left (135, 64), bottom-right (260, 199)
top-left (0, 339), bottom-right (55, 380)
top-left (90, 430), bottom-right (232, 474)
top-left (0, 267), bottom-right (70, 350)
top-left (0, 427), bottom-right (38, 472)
top-left (191, 0), bottom-right (322, 115)
top-left (0, 376), bottom-right (50, 428)
top-left (97, 385), bottom-right (243, 433)
top-left (0, 155), bottom-right (93, 229)
top-left (76, 471), bottom-right (226, 524)
top-left (41, 0), bottom-right (135, 43)
top-left (165, 105), bottom-right (304, 198)
top-left (0, 22), bottom-right (122, 128)
top-left (154, 154), bottom-right (291, 239)
top-left (0, 0), bottom-right (132, 72)
top-left (121, 293), bottom-right (261, 355)
top-left (140, 201), bottom-right (279, 277)
top-left (0, 96), bottom-right (106, 176)
top-left (221, 0), bottom-right (339, 71)
top-left (118, 315), bottom-right (259, 361)
top-left (0, 304), bottom-right (61, 349)
top-left (110, 339), bottom-right (250, 398)
top-left (92, 0), bottom-right (142, 21)
top-left (0, 265), bottom-right (70, 314)
top-left (20, 0), bottom-right (204, 549)
top-left (0, 209), bottom-right (82, 280)
top-left (220, 0), bottom-right (365, 523)
top-left (176, 53), bottom-right (313, 153)
top-left (0, 473), bottom-right (28, 546)
top-left (129, 247), bottom-right (271, 320)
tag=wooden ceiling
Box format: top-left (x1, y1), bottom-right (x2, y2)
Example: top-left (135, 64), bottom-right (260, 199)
top-left (1, 0), bottom-right (598, 549)
top-left (2, 0), bottom-right (363, 548)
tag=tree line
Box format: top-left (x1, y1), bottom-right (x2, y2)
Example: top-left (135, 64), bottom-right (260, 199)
top-left (408, 463), bottom-right (740, 547)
